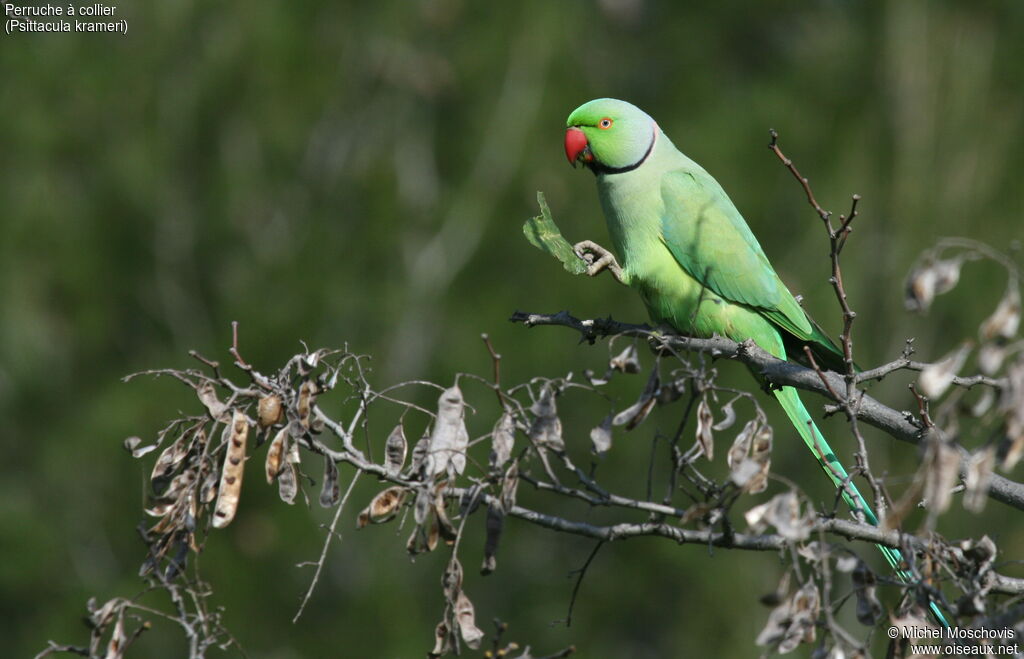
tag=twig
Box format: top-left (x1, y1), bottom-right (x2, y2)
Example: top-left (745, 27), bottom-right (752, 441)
top-left (292, 468), bottom-right (363, 623)
top-left (768, 129), bottom-right (830, 223)
top-left (802, 346), bottom-right (842, 401)
top-left (857, 358), bottom-right (1001, 389)
top-left (188, 350), bottom-right (221, 379)
top-left (481, 333), bottom-right (512, 412)
top-left (33, 642), bottom-right (89, 658)
top-left (229, 320), bottom-right (250, 370)
top-left (908, 383), bottom-right (934, 429)
top-left (565, 541), bottom-right (604, 628)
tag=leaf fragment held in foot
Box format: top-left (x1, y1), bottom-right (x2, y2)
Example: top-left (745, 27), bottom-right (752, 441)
top-left (522, 191), bottom-right (588, 275)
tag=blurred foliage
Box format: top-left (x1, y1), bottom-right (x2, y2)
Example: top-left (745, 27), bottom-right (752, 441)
top-left (2, 0), bottom-right (1023, 656)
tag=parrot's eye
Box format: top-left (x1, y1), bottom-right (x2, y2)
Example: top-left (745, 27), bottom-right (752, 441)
top-left (599, 117), bottom-right (613, 129)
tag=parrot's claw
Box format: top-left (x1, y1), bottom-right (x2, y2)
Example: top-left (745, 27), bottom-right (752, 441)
top-left (573, 240), bottom-right (625, 284)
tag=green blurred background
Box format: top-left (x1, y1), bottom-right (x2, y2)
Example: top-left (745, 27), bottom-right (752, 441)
top-left (3, 0), bottom-right (1023, 656)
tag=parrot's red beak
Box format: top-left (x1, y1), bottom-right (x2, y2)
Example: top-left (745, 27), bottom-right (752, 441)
top-left (564, 127), bottom-right (592, 167)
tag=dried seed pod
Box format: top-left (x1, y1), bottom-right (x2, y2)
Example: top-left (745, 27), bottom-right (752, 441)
top-left (426, 385), bottom-right (469, 478)
top-left (320, 455), bottom-right (340, 507)
top-left (1002, 431), bottom-right (1024, 473)
top-left (905, 257), bottom-right (963, 313)
top-left (852, 561), bottom-right (881, 626)
top-left (384, 424), bottom-right (407, 477)
top-left (124, 437), bottom-right (157, 458)
top-left (921, 437), bottom-right (960, 514)
top-left (918, 342), bottom-right (972, 399)
top-left (964, 446), bottom-right (996, 513)
top-left (756, 581), bottom-right (820, 652)
top-left (999, 361), bottom-right (1024, 470)
top-left (297, 380), bottom-right (318, 430)
top-left (199, 462), bottom-right (219, 504)
top-left (357, 486), bottom-right (406, 527)
top-left (758, 571), bottom-right (791, 607)
top-left (745, 492), bottom-right (810, 541)
top-left (657, 376), bottom-right (685, 405)
top-left (442, 556), bottom-right (463, 600)
top-left (746, 425), bottom-right (773, 494)
top-left (695, 397), bottom-right (714, 460)
top-left (454, 591), bottom-right (484, 650)
top-left (433, 486), bottom-right (458, 545)
top-left (960, 535), bottom-right (997, 571)
top-left (212, 410), bottom-right (249, 529)
top-left (529, 383), bottom-right (563, 450)
top-left (286, 430), bottom-right (301, 465)
top-left (609, 344), bottom-right (641, 373)
top-left (834, 555), bottom-right (858, 573)
top-left (729, 420), bottom-right (773, 493)
top-left (795, 541), bottom-right (826, 565)
top-left (265, 427), bottom-right (288, 484)
top-left (585, 368), bottom-right (609, 386)
top-left (931, 259), bottom-right (964, 296)
top-left (275, 437), bottom-right (301, 505)
top-left (500, 461), bottom-right (519, 510)
top-left (429, 621), bottom-right (453, 659)
top-left (727, 420), bottom-right (758, 470)
top-left (590, 414), bottom-right (613, 455)
top-left (277, 455), bottom-right (298, 505)
top-left (425, 517), bottom-right (440, 552)
top-left (144, 500), bottom-right (176, 518)
top-left (978, 343), bottom-right (1007, 376)
top-left (413, 485), bottom-right (432, 526)
top-left (257, 395), bottom-right (284, 428)
top-left (150, 427), bottom-right (200, 481)
top-left (88, 597), bottom-right (120, 629)
top-left (298, 350), bottom-right (320, 374)
top-left (489, 412), bottom-right (515, 469)
top-left (158, 469), bottom-right (197, 500)
top-left (712, 400), bottom-right (737, 431)
top-left (679, 501), bottom-right (713, 525)
top-left (980, 284), bottom-right (1021, 341)
top-left (197, 381), bottom-right (228, 421)
top-left (612, 367), bottom-right (659, 430)
top-left (408, 429), bottom-right (430, 480)
top-left (406, 490), bottom-right (440, 556)
top-left (481, 500), bottom-right (504, 575)
top-left (106, 610), bottom-right (127, 659)
top-left (969, 387), bottom-right (996, 417)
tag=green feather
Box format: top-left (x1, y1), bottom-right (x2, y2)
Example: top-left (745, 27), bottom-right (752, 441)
top-left (775, 386), bottom-right (949, 627)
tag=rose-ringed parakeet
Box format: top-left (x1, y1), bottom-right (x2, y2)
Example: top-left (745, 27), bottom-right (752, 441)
top-left (563, 98), bottom-right (947, 626)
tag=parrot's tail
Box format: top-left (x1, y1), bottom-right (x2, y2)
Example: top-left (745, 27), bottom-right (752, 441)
top-left (772, 386), bottom-right (950, 628)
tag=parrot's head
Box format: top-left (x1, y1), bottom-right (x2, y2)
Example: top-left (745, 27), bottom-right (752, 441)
top-left (565, 98), bottom-right (657, 174)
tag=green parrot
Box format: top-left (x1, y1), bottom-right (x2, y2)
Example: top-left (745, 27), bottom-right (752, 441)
top-left (563, 97), bottom-right (947, 625)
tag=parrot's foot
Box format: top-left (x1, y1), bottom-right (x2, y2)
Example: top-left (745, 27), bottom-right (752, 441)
top-left (573, 240), bottom-right (625, 284)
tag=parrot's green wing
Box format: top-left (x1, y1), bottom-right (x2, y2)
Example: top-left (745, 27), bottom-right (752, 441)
top-left (657, 167), bottom-right (809, 335)
top-left (658, 167), bottom-right (843, 364)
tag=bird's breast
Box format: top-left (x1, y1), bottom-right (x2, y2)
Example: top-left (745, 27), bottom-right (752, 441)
top-left (596, 173), bottom-right (718, 334)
